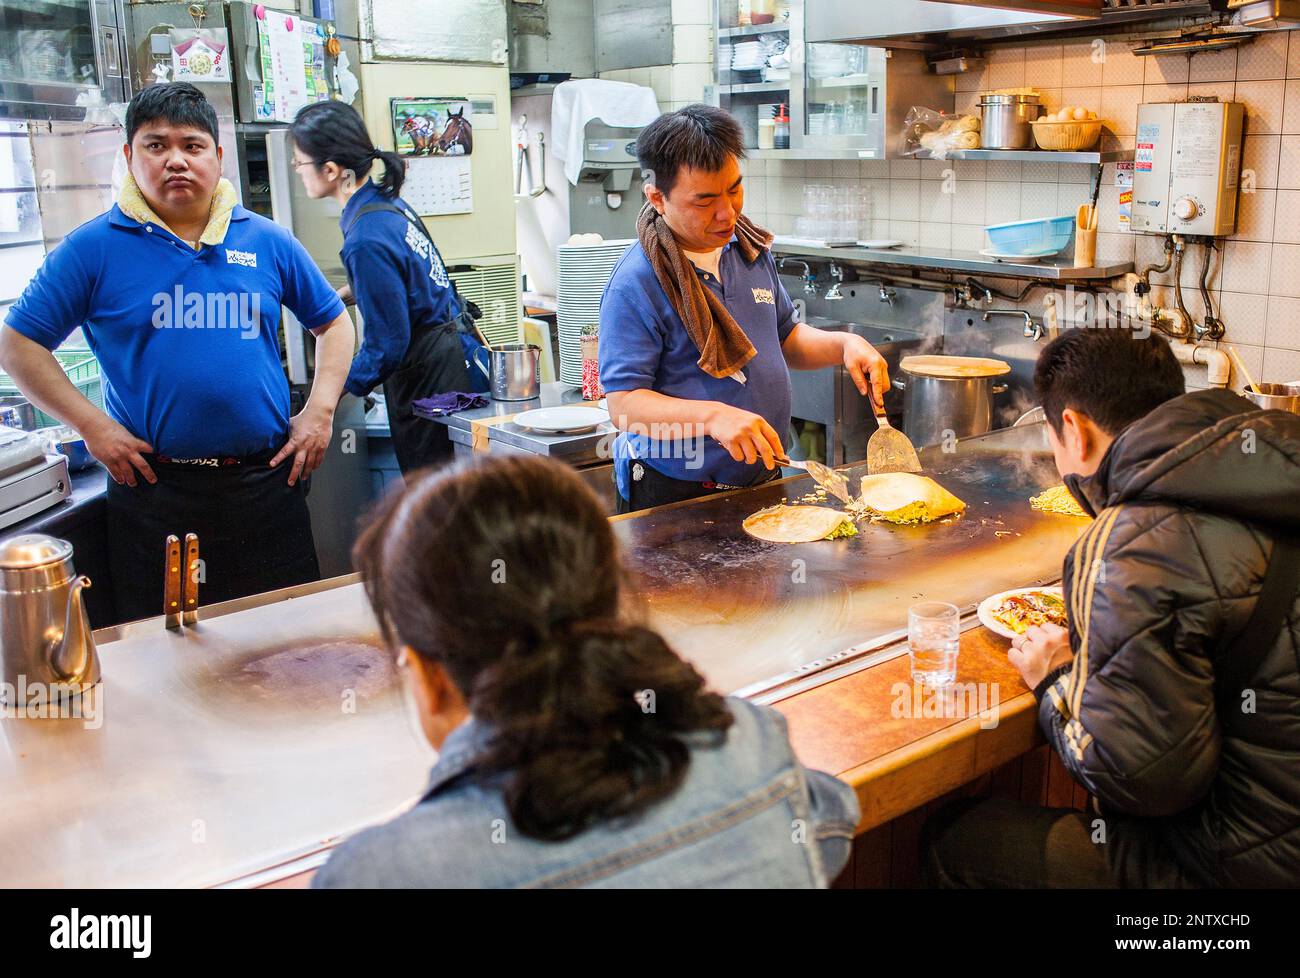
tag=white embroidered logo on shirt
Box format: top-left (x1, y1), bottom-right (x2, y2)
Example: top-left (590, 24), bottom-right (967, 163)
top-left (226, 249), bottom-right (258, 268)
top-left (751, 287), bottom-right (775, 305)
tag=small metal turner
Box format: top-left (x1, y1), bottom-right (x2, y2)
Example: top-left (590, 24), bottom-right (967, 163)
top-left (779, 456), bottom-right (854, 504)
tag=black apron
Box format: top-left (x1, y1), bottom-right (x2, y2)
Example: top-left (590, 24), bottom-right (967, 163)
top-left (343, 201), bottom-right (472, 475)
top-left (105, 452), bottom-right (319, 625)
top-left (615, 461), bottom-right (782, 515)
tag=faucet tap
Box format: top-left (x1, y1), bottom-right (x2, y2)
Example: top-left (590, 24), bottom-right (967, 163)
top-left (879, 285), bottom-right (896, 306)
top-left (778, 257), bottom-right (818, 295)
top-left (982, 308), bottom-right (1041, 339)
top-left (825, 262), bottom-right (844, 300)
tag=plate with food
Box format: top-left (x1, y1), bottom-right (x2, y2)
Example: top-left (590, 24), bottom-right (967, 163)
top-left (978, 586), bottom-right (1067, 639)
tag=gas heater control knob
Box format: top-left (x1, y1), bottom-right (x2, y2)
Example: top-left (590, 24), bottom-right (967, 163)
top-left (1174, 197), bottom-right (1199, 221)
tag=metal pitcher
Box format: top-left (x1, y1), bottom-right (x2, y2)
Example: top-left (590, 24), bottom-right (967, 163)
top-left (489, 343), bottom-right (542, 401)
top-left (0, 534), bottom-right (99, 706)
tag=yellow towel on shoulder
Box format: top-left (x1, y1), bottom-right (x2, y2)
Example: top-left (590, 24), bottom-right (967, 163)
top-left (117, 170), bottom-right (239, 248)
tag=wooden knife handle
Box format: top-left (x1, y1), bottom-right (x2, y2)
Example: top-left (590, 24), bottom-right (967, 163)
top-left (164, 535), bottom-right (182, 629)
top-left (182, 533), bottom-right (200, 625)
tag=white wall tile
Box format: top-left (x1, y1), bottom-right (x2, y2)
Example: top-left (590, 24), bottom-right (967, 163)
top-left (888, 221), bottom-right (920, 247)
top-left (951, 180), bottom-right (986, 226)
top-left (1230, 343), bottom-right (1267, 389)
top-left (1268, 242), bottom-right (1300, 295)
top-left (1287, 29), bottom-right (1300, 79)
top-left (1242, 134), bottom-right (1280, 190)
top-left (1218, 291), bottom-right (1270, 346)
top-left (1283, 80), bottom-right (1300, 133)
top-left (985, 160), bottom-right (1022, 182)
top-left (1021, 160), bottom-right (1057, 183)
top-left (859, 158), bottom-right (889, 178)
top-left (890, 158), bottom-right (921, 179)
top-left (1024, 43), bottom-right (1063, 90)
top-left (891, 180), bottom-right (921, 221)
top-left (1143, 82), bottom-right (1187, 106)
top-left (1101, 42), bottom-right (1145, 88)
top-left (1262, 347), bottom-right (1300, 384)
top-left (831, 159), bottom-right (858, 179)
top-left (1189, 46), bottom-right (1238, 83)
top-left (987, 46), bottom-right (1026, 90)
top-left (1238, 30), bottom-right (1289, 81)
top-left (672, 0), bottom-right (711, 26)
top-left (954, 158), bottom-right (986, 181)
top-left (955, 61), bottom-right (989, 93)
top-left (670, 63), bottom-right (712, 103)
top-left (1233, 187), bottom-right (1277, 242)
top-left (1267, 295), bottom-right (1300, 349)
top-left (920, 181), bottom-right (953, 224)
top-left (1061, 87), bottom-right (1103, 120)
top-left (1269, 189), bottom-right (1300, 242)
top-left (985, 183), bottom-right (1021, 224)
top-left (805, 159), bottom-right (833, 178)
top-left (1096, 231), bottom-right (1135, 264)
top-left (1236, 79), bottom-right (1286, 135)
top-left (919, 222), bottom-right (952, 250)
top-left (1062, 39), bottom-right (1105, 87)
top-left (1100, 85), bottom-right (1143, 136)
top-left (952, 225), bottom-right (985, 252)
top-left (1054, 184), bottom-right (1087, 224)
top-left (1224, 241), bottom-right (1273, 294)
top-left (1280, 135), bottom-right (1300, 187)
top-left (920, 159), bottom-right (949, 180)
top-left (1021, 182), bottom-right (1056, 219)
top-left (673, 25), bottom-right (713, 66)
top-left (649, 65), bottom-right (672, 104)
top-left (1145, 52), bottom-right (1190, 86)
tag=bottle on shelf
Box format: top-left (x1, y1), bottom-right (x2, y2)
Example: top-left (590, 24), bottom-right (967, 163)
top-left (774, 103), bottom-right (790, 150)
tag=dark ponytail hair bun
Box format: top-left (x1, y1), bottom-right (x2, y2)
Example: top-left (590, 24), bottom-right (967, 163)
top-left (353, 456), bottom-right (734, 842)
top-left (290, 100), bottom-right (405, 197)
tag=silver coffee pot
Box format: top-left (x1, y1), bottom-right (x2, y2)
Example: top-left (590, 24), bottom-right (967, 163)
top-left (0, 534), bottom-right (99, 705)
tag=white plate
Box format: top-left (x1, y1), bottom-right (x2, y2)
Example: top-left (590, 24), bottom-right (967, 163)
top-left (512, 406), bottom-right (610, 434)
top-left (979, 247), bottom-right (1061, 263)
top-left (977, 586), bottom-right (1066, 640)
top-left (860, 239), bottom-right (905, 249)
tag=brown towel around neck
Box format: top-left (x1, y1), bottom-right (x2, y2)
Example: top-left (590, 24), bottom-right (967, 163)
top-left (636, 202), bottom-right (775, 379)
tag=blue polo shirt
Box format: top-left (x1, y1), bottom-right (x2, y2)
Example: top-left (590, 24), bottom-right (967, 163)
top-left (340, 180), bottom-right (461, 396)
top-left (4, 203), bottom-right (343, 458)
top-left (598, 239), bottom-right (797, 498)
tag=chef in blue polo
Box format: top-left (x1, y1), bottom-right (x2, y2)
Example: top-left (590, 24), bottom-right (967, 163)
top-left (599, 104), bottom-right (888, 513)
top-left (0, 83), bottom-right (354, 623)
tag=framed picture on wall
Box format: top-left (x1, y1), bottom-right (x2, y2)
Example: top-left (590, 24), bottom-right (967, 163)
top-left (390, 98), bottom-right (474, 157)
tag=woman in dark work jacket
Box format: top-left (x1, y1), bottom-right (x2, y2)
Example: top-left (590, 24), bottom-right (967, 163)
top-left (312, 455), bottom-right (861, 889)
top-left (290, 101), bottom-right (470, 473)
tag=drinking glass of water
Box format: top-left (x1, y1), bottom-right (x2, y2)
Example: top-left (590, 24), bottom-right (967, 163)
top-left (909, 601), bottom-right (960, 687)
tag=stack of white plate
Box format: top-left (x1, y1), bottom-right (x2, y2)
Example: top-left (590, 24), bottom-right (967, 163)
top-left (556, 239), bottom-right (634, 386)
top-left (730, 41), bottom-right (765, 71)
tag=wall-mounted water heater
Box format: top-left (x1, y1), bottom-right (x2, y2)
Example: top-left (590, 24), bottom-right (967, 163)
top-left (1131, 100), bottom-right (1245, 237)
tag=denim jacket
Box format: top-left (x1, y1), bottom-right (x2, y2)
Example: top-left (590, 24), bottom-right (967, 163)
top-left (313, 697), bottom-right (860, 888)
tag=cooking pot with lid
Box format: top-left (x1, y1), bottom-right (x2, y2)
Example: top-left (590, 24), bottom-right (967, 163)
top-left (894, 355), bottom-right (1011, 448)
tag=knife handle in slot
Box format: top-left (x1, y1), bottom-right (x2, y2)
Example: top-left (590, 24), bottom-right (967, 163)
top-left (182, 533), bottom-right (200, 626)
top-left (164, 534), bottom-right (182, 630)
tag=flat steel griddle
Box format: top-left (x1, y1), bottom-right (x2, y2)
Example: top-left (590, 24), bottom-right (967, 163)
top-left (612, 422), bottom-right (1088, 696)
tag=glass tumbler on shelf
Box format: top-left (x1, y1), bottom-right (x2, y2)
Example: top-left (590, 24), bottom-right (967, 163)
top-left (908, 601), bottom-right (960, 687)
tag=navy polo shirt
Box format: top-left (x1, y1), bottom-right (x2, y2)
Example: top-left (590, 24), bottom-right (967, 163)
top-left (4, 203), bottom-right (343, 458)
top-left (598, 238), bottom-right (797, 497)
top-left (340, 180), bottom-right (461, 396)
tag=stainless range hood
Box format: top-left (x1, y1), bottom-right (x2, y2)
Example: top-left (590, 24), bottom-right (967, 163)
top-left (806, 0), bottom-right (1215, 45)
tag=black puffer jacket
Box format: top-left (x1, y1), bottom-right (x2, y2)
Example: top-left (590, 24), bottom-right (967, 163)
top-left (1037, 388), bottom-right (1300, 887)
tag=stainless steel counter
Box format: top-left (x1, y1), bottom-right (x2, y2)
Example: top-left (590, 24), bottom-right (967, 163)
top-left (0, 422), bottom-right (1086, 887)
top-left (772, 240), bottom-right (1133, 281)
top-left (422, 381), bottom-right (614, 465)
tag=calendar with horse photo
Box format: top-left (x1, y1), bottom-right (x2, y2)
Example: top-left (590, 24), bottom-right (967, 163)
top-left (390, 97), bottom-right (474, 157)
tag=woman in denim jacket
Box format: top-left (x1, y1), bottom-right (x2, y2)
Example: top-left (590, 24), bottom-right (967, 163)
top-left (313, 455), bottom-right (860, 888)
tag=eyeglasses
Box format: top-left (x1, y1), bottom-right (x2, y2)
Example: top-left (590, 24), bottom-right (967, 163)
top-left (290, 158), bottom-right (317, 170)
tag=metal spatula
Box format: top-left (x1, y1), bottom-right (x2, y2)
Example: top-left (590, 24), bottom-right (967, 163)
top-left (779, 456), bottom-right (853, 504)
top-left (866, 404), bottom-right (922, 475)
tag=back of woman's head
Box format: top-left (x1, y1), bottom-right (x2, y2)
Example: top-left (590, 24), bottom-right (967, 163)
top-left (353, 455), bottom-right (733, 841)
top-left (290, 100), bottom-right (405, 196)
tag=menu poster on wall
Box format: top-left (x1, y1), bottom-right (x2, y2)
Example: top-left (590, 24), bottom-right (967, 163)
top-left (255, 15), bottom-right (331, 122)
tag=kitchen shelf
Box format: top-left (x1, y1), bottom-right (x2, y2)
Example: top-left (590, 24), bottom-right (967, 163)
top-left (719, 22), bottom-right (792, 39)
top-left (718, 81), bottom-right (792, 95)
top-left (770, 240), bottom-right (1134, 282)
top-left (940, 148), bottom-right (1133, 164)
top-left (809, 73), bottom-right (873, 90)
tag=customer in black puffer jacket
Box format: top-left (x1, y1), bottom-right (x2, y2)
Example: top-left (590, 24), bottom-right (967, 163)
top-left (925, 327), bottom-right (1300, 888)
